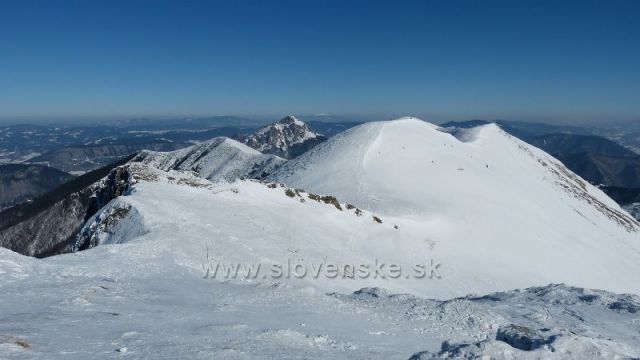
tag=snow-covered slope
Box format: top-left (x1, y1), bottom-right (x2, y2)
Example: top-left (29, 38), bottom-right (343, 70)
top-left (132, 137), bottom-right (285, 182)
top-left (272, 117), bottom-right (636, 223)
top-left (1, 165), bottom-right (640, 358)
top-left (71, 158), bottom-right (640, 299)
top-left (240, 115), bottom-right (326, 159)
top-left (268, 117), bottom-right (640, 295)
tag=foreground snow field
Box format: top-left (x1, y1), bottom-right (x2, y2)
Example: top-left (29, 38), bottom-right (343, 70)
top-left (2, 118), bottom-right (640, 359)
top-left (1, 244), bottom-right (640, 359)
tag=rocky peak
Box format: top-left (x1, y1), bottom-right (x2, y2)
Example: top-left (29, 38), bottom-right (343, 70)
top-left (277, 115), bottom-right (304, 126)
top-left (240, 116), bottom-right (326, 159)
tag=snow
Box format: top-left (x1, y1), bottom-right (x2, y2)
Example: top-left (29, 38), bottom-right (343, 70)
top-left (1, 237), bottom-right (640, 358)
top-left (133, 137), bottom-right (285, 182)
top-left (270, 118), bottom-right (640, 296)
top-left (2, 117), bottom-right (640, 358)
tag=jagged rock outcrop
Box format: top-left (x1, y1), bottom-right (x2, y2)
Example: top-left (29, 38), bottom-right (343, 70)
top-left (239, 115), bottom-right (327, 159)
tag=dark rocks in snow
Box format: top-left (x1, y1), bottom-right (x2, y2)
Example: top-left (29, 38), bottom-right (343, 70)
top-left (73, 204), bottom-right (135, 251)
top-left (495, 324), bottom-right (557, 351)
top-left (320, 195), bottom-right (342, 210)
top-left (352, 287), bottom-right (392, 299)
top-left (409, 340), bottom-right (494, 359)
top-left (336, 284), bottom-right (640, 359)
top-left (607, 297), bottom-right (639, 313)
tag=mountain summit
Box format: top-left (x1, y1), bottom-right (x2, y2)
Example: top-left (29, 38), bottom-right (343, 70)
top-left (240, 115), bottom-right (326, 159)
top-left (271, 117), bottom-right (640, 295)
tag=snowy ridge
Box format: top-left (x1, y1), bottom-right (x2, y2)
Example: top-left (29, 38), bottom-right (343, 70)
top-left (2, 118), bottom-right (640, 358)
top-left (132, 137), bottom-right (285, 182)
top-left (71, 163), bottom-right (399, 288)
top-left (241, 115), bottom-right (326, 159)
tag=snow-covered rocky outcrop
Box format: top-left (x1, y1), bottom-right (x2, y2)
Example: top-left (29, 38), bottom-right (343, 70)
top-left (132, 137), bottom-right (285, 181)
top-left (240, 115), bottom-right (326, 159)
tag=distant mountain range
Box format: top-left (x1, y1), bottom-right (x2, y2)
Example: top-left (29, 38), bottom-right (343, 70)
top-left (526, 134), bottom-right (640, 188)
top-left (526, 133), bottom-right (638, 158)
top-left (0, 117), bottom-right (360, 174)
top-left (21, 126), bottom-right (256, 174)
top-left (0, 164), bottom-right (74, 210)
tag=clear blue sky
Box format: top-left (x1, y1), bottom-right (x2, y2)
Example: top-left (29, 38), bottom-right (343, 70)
top-left (1, 0), bottom-right (639, 124)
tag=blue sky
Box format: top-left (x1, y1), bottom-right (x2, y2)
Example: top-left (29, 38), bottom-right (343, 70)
top-left (0, 0), bottom-right (639, 124)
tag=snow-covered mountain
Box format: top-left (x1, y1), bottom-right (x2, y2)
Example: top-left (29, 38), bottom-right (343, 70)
top-left (270, 117), bottom-right (640, 295)
top-left (132, 137), bottom-right (285, 182)
top-left (58, 117), bottom-right (640, 299)
top-left (3, 117), bottom-right (640, 358)
top-left (240, 115), bottom-right (326, 159)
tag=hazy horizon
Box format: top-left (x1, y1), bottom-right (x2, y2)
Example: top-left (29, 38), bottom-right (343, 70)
top-left (0, 113), bottom-right (638, 128)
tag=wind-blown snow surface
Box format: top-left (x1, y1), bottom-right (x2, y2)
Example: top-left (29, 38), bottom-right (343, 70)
top-left (133, 137), bottom-right (285, 181)
top-left (1, 166), bottom-right (640, 359)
